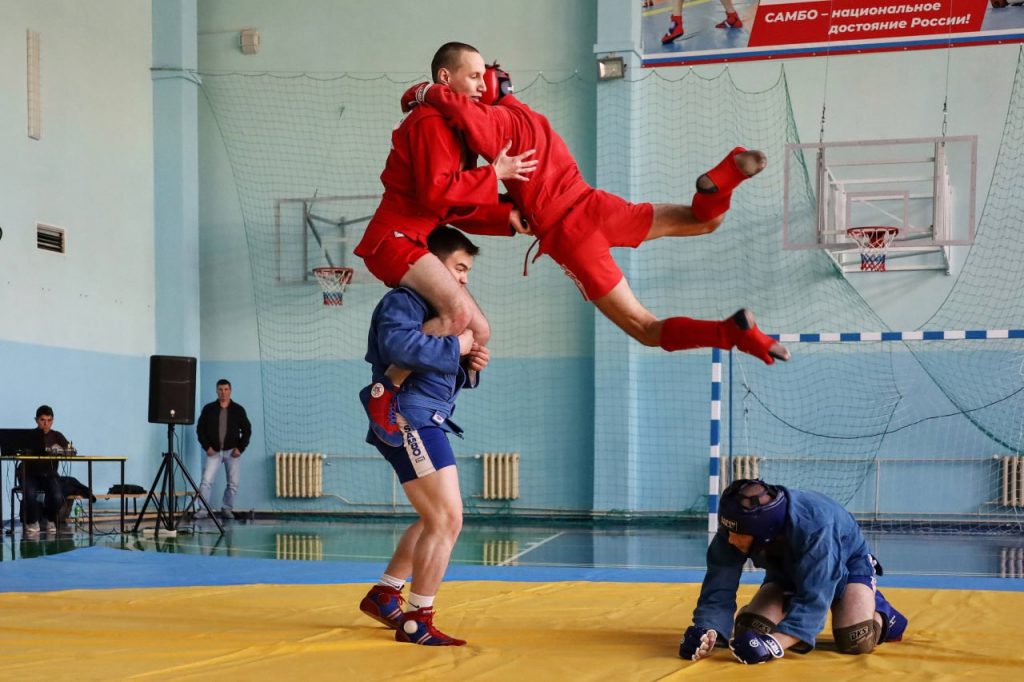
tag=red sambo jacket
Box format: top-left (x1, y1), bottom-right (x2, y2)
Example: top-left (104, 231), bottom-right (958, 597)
top-left (417, 88), bottom-right (592, 244)
top-left (354, 105), bottom-right (513, 261)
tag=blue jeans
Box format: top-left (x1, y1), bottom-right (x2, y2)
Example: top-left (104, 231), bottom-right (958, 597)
top-left (198, 450), bottom-right (241, 512)
top-left (21, 472), bottom-right (64, 524)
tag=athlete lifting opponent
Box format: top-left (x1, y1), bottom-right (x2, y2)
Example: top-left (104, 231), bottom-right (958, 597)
top-left (358, 227), bottom-right (487, 646)
top-left (679, 479), bottom-right (908, 664)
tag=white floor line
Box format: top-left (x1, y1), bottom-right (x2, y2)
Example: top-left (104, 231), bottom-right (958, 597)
top-left (498, 530), bottom-right (566, 566)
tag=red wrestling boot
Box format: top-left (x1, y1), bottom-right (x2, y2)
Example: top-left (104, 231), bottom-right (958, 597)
top-left (691, 147), bottom-right (767, 222)
top-left (658, 310), bottom-right (789, 365)
top-left (726, 309), bottom-right (790, 364)
top-left (661, 14), bottom-right (684, 43)
top-left (360, 585), bottom-right (405, 629)
top-left (716, 12), bottom-right (743, 28)
top-left (395, 607), bottom-right (467, 646)
top-left (359, 381), bottom-right (403, 447)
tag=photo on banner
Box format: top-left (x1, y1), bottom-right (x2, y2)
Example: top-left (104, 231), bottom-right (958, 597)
top-left (641, 0), bottom-right (1024, 67)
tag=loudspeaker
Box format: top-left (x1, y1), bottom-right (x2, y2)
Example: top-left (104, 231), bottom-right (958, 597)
top-left (148, 355), bottom-right (197, 424)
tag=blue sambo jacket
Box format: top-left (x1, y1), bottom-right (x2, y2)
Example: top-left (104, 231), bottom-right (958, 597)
top-left (364, 286), bottom-right (478, 438)
top-left (692, 487), bottom-right (874, 648)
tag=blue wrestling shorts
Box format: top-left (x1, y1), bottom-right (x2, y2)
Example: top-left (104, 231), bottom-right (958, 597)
top-left (374, 414), bottom-right (456, 484)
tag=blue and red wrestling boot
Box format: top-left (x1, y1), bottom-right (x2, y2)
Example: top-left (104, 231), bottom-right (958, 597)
top-left (395, 607), bottom-right (466, 646)
top-left (359, 381), bottom-right (403, 447)
top-left (359, 585), bottom-right (404, 629)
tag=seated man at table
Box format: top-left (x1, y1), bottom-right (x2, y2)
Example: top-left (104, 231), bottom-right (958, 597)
top-left (18, 405), bottom-right (70, 537)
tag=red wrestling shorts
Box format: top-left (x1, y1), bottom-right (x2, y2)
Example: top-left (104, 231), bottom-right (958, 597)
top-left (542, 189), bottom-right (653, 301)
top-left (359, 231), bottom-right (431, 288)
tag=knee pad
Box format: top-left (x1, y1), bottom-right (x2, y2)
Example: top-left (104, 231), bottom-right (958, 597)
top-left (734, 612), bottom-right (777, 636)
top-left (834, 619), bottom-right (880, 655)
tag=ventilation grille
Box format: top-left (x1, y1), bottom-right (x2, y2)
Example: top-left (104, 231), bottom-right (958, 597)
top-left (36, 223), bottom-right (65, 253)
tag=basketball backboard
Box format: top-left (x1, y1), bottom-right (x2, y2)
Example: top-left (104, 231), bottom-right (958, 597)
top-left (783, 136), bottom-right (977, 274)
top-left (273, 194), bottom-right (379, 284)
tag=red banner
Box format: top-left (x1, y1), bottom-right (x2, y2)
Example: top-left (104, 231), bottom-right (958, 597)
top-left (749, 0), bottom-right (988, 47)
top-left (640, 0), bottom-right (1020, 67)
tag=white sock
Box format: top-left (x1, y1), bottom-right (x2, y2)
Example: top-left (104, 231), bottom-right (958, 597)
top-left (407, 592), bottom-right (434, 611)
top-left (377, 573), bottom-right (405, 590)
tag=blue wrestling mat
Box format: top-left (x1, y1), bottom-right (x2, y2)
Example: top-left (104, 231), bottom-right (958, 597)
top-left (3, 546), bottom-right (1023, 593)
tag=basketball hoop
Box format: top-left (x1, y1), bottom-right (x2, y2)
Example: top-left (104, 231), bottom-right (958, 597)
top-left (846, 226), bottom-right (899, 272)
top-left (312, 266), bottom-right (354, 306)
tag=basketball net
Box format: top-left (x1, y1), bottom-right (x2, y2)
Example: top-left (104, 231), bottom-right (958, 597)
top-left (313, 267), bottom-right (354, 306)
top-left (847, 227), bottom-right (899, 272)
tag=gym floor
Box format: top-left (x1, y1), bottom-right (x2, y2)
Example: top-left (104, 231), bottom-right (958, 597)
top-left (5, 517), bottom-right (1024, 577)
top-left (2, 518), bottom-right (1024, 679)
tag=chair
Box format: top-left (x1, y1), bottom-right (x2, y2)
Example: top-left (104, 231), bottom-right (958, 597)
top-left (10, 477), bottom-right (75, 535)
top-left (9, 484), bottom-right (38, 535)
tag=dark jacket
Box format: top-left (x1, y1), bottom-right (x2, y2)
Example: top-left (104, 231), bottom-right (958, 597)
top-left (196, 401), bottom-right (252, 454)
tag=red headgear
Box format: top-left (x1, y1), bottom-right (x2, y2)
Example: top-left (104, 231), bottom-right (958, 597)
top-left (480, 63), bottom-right (513, 105)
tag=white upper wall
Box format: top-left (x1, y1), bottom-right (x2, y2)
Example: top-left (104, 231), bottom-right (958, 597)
top-left (0, 0), bottom-right (155, 355)
top-left (198, 0), bottom-right (595, 75)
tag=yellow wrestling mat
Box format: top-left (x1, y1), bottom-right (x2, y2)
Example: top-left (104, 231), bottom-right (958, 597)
top-left (1, 582), bottom-right (1022, 681)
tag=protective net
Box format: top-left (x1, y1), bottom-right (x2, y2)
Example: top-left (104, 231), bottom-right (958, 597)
top-left (708, 51), bottom-right (1024, 533)
top-left (199, 51), bottom-right (1024, 531)
top-left (722, 335), bottom-right (1024, 533)
top-left (200, 71), bottom-right (596, 517)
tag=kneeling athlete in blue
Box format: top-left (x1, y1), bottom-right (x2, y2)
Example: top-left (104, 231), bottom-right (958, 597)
top-left (680, 479), bottom-right (908, 663)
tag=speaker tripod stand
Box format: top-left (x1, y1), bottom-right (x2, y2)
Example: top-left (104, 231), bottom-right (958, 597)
top-left (133, 424), bottom-right (223, 535)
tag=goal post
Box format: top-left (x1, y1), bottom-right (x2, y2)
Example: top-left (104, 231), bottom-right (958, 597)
top-left (709, 328), bottom-right (1024, 534)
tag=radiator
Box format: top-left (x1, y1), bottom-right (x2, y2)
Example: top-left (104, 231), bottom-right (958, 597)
top-left (731, 455), bottom-right (761, 481)
top-left (276, 533), bottom-right (324, 561)
top-left (482, 452), bottom-right (520, 500)
top-left (1001, 547), bottom-right (1024, 579)
top-left (1000, 455), bottom-right (1024, 507)
top-left (275, 452), bottom-right (325, 498)
top-left (483, 539), bottom-right (520, 566)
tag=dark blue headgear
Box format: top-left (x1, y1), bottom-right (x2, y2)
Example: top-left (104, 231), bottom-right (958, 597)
top-left (718, 479), bottom-right (788, 550)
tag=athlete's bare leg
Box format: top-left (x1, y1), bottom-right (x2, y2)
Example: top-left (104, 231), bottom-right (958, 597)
top-left (645, 204), bottom-right (723, 241)
top-left (383, 519), bottom-right (423, 582)
top-left (401, 466), bottom-right (463, 597)
top-left (592, 278), bottom-right (662, 347)
top-left (382, 252), bottom-right (490, 387)
top-left (592, 278), bottom-right (790, 362)
top-left (737, 583), bottom-right (787, 625)
top-left (832, 582), bottom-right (881, 630)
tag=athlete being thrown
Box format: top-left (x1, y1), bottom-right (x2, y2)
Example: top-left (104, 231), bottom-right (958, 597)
top-left (360, 51), bottom-right (789, 443)
top-left (355, 42), bottom-right (536, 448)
